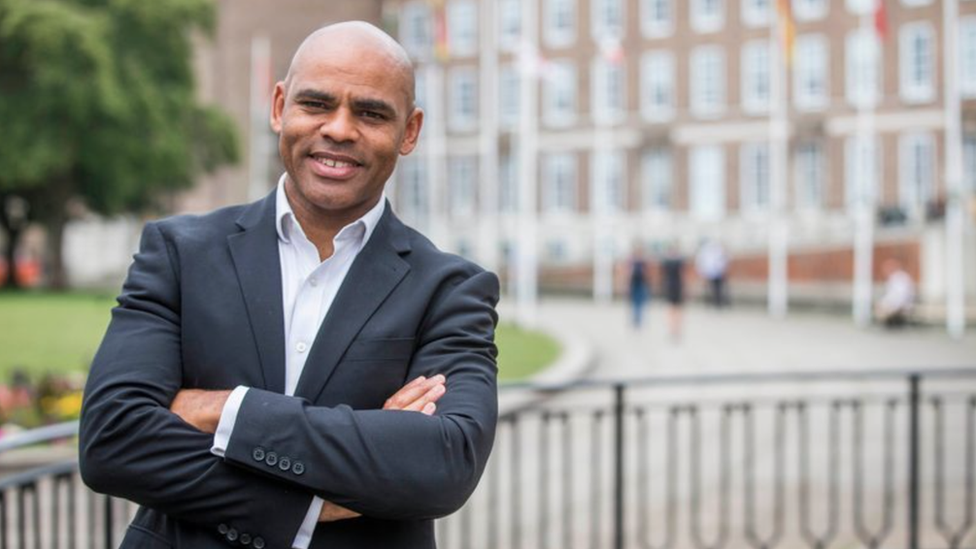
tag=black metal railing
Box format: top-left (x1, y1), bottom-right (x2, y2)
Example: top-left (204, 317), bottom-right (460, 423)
top-left (1, 367), bottom-right (974, 549)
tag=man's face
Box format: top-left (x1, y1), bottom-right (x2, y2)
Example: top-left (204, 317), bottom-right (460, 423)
top-left (271, 44), bottom-right (422, 221)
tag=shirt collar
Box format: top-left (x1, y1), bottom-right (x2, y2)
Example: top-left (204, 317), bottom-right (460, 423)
top-left (274, 174), bottom-right (386, 248)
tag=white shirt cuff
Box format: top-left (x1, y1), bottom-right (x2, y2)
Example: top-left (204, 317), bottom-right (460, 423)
top-left (292, 497), bottom-right (324, 548)
top-left (209, 385), bottom-right (249, 458)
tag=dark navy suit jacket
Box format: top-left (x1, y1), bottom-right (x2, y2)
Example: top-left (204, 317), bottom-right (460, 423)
top-left (79, 192), bottom-right (500, 549)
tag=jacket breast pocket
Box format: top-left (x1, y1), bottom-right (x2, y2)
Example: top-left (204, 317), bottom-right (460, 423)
top-left (343, 337), bottom-right (415, 363)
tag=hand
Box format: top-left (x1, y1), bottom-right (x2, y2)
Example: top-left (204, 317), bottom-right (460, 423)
top-left (169, 389), bottom-right (232, 434)
top-left (382, 374), bottom-right (446, 415)
top-left (318, 500), bottom-right (361, 522)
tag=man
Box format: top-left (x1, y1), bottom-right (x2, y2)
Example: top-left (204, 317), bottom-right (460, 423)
top-left (875, 258), bottom-right (915, 328)
top-left (79, 22), bottom-right (499, 549)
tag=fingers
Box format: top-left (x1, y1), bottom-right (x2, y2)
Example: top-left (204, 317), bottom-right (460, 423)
top-left (383, 374), bottom-right (446, 412)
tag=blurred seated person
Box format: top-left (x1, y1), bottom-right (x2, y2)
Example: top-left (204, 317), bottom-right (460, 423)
top-left (875, 259), bottom-right (915, 328)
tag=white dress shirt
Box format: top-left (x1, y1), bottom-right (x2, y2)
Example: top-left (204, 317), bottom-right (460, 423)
top-left (211, 176), bottom-right (386, 548)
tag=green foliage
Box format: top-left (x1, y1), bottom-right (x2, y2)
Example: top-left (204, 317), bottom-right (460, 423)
top-left (495, 323), bottom-right (561, 381)
top-left (0, 0), bottom-right (238, 214)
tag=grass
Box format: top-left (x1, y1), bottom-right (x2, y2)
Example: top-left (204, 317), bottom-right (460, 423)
top-left (0, 292), bottom-right (560, 382)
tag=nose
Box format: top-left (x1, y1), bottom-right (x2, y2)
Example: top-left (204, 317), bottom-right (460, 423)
top-left (319, 106), bottom-right (358, 144)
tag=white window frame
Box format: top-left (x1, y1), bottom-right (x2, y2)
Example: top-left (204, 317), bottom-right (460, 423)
top-left (961, 17), bottom-right (976, 98)
top-left (690, 145), bottom-right (726, 220)
top-left (845, 28), bottom-right (883, 109)
top-left (640, 50), bottom-right (675, 121)
top-left (793, 0), bottom-right (828, 22)
top-left (592, 56), bottom-right (626, 124)
top-left (499, 154), bottom-right (518, 213)
top-left (690, 46), bottom-right (726, 118)
top-left (899, 21), bottom-right (936, 104)
top-left (898, 132), bottom-right (936, 217)
top-left (845, 0), bottom-right (874, 15)
top-left (793, 34), bottom-right (829, 111)
top-left (844, 136), bottom-right (882, 212)
top-left (448, 155), bottom-right (478, 217)
top-left (691, 0), bottom-right (725, 34)
top-left (741, 40), bottom-right (771, 115)
top-left (739, 142), bottom-right (771, 214)
top-left (901, 0), bottom-right (933, 6)
top-left (544, 0), bottom-right (577, 49)
top-left (498, 0), bottom-right (521, 50)
top-left (592, 0), bottom-right (625, 40)
top-left (741, 0), bottom-right (771, 28)
top-left (397, 156), bottom-right (428, 221)
top-left (591, 150), bottom-right (627, 214)
top-left (542, 152), bottom-right (578, 214)
top-left (447, 0), bottom-right (479, 58)
top-left (400, 2), bottom-right (432, 59)
top-left (498, 64), bottom-right (519, 130)
top-left (543, 59), bottom-right (578, 128)
top-left (794, 141), bottom-right (826, 211)
top-left (641, 147), bottom-right (673, 211)
top-left (448, 66), bottom-right (479, 132)
top-left (641, 0), bottom-right (674, 38)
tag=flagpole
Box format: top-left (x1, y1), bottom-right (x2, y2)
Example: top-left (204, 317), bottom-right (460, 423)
top-left (516, 0), bottom-right (539, 327)
top-left (248, 35), bottom-right (272, 201)
top-left (944, 0), bottom-right (967, 338)
top-left (768, 1), bottom-right (790, 318)
top-left (592, 42), bottom-right (618, 305)
top-left (852, 8), bottom-right (879, 328)
top-left (478, 0), bottom-right (500, 274)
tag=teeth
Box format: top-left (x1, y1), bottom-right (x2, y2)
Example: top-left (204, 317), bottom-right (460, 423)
top-left (316, 157), bottom-right (355, 168)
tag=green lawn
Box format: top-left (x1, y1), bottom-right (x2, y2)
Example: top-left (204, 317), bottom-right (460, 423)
top-left (0, 292), bottom-right (559, 382)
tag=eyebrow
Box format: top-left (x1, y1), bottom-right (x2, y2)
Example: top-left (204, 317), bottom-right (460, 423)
top-left (293, 88), bottom-right (398, 118)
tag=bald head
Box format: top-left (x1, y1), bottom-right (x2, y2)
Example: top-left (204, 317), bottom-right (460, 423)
top-left (286, 21), bottom-right (416, 110)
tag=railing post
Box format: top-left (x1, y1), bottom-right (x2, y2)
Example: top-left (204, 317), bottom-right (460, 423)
top-left (613, 384), bottom-right (625, 549)
top-left (908, 373), bottom-right (921, 549)
top-left (103, 496), bottom-right (113, 549)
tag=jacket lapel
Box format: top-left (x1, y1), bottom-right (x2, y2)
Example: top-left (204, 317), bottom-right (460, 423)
top-left (227, 192), bottom-right (286, 394)
top-left (294, 205), bottom-right (412, 402)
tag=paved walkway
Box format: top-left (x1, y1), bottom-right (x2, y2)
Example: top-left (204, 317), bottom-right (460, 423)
top-left (512, 298), bottom-right (976, 380)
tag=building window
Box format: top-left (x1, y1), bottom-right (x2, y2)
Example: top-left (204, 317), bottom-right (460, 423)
top-left (741, 40), bottom-right (771, 115)
top-left (448, 67), bottom-right (478, 131)
top-left (543, 153), bottom-right (578, 213)
top-left (845, 0), bottom-right (874, 15)
top-left (899, 22), bottom-right (935, 104)
top-left (544, 0), bottom-right (577, 48)
top-left (543, 60), bottom-right (577, 127)
top-left (741, 0), bottom-right (771, 27)
top-left (641, 0), bottom-right (674, 38)
top-left (898, 132), bottom-right (935, 217)
top-left (400, 2), bottom-right (432, 59)
top-left (397, 156), bottom-right (428, 220)
top-left (844, 136), bottom-right (881, 212)
top-left (641, 147), bottom-right (673, 210)
top-left (961, 18), bottom-right (976, 98)
top-left (545, 239), bottom-right (570, 263)
top-left (592, 57), bottom-right (626, 123)
top-left (447, 0), bottom-right (478, 58)
top-left (690, 145), bottom-right (726, 220)
top-left (640, 50), bottom-right (674, 121)
top-left (498, 0), bottom-right (521, 49)
top-left (414, 69), bottom-right (428, 110)
top-left (902, 0), bottom-right (933, 6)
top-left (793, 0), bottom-right (828, 21)
top-left (448, 156), bottom-right (478, 217)
top-left (499, 64), bottom-right (519, 129)
top-left (846, 28), bottom-right (882, 109)
top-left (499, 154), bottom-right (518, 213)
top-left (691, 46), bottom-right (726, 118)
top-left (794, 34), bottom-right (829, 110)
top-left (794, 142), bottom-right (825, 210)
top-left (739, 142), bottom-right (770, 213)
top-left (592, 0), bottom-right (625, 40)
top-left (592, 150), bottom-right (626, 213)
top-left (691, 0), bottom-right (725, 34)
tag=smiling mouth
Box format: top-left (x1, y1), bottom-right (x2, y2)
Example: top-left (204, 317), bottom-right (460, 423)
top-left (313, 156), bottom-right (360, 169)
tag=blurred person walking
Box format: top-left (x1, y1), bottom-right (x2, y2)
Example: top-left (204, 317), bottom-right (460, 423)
top-left (628, 245), bottom-right (650, 329)
top-left (660, 242), bottom-right (686, 341)
top-left (875, 258), bottom-right (915, 328)
top-left (695, 239), bottom-right (729, 308)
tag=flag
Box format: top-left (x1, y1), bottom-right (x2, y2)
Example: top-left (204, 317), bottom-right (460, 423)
top-left (775, 0), bottom-right (796, 65)
top-left (874, 0), bottom-right (888, 40)
top-left (431, 0), bottom-right (449, 62)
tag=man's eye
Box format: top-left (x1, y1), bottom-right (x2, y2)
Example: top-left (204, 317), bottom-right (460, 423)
top-left (302, 101), bottom-right (327, 109)
top-left (362, 111), bottom-right (385, 120)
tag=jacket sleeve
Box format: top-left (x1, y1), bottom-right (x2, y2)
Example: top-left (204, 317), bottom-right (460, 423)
top-left (221, 269), bottom-right (500, 521)
top-left (79, 222), bottom-right (312, 548)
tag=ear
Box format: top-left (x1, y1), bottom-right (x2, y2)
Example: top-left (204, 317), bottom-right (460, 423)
top-left (398, 108), bottom-right (424, 156)
top-left (269, 82), bottom-right (286, 134)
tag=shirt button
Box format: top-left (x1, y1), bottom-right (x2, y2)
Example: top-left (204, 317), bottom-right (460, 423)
top-left (309, 277), bottom-right (318, 287)
top-left (296, 342), bottom-right (308, 353)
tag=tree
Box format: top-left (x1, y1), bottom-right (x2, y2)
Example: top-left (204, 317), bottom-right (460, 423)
top-left (0, 0), bottom-right (239, 289)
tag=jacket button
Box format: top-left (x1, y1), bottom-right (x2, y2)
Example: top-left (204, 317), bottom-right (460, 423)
top-left (227, 528), bottom-right (239, 542)
top-left (265, 451), bottom-right (278, 467)
top-left (292, 461), bottom-right (305, 476)
top-left (252, 447), bottom-right (265, 462)
top-left (240, 533), bottom-right (252, 545)
top-left (218, 523), bottom-right (229, 535)
top-left (253, 537), bottom-right (266, 549)
top-left (278, 456), bottom-right (291, 472)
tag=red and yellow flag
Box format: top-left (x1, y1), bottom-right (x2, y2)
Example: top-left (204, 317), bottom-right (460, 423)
top-left (775, 0), bottom-right (795, 65)
top-left (874, 0), bottom-right (888, 40)
top-left (430, 0), bottom-right (449, 61)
